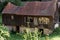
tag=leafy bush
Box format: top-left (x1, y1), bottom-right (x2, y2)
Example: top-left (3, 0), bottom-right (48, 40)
top-left (6, 0), bottom-right (22, 6)
top-left (0, 14), bottom-right (2, 24)
top-left (0, 25), bottom-right (10, 40)
top-left (0, 2), bottom-right (7, 13)
top-left (22, 28), bottom-right (42, 40)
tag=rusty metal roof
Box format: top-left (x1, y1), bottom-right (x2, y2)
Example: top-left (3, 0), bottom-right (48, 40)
top-left (2, 2), bottom-right (18, 13)
top-left (2, 1), bottom-right (56, 16)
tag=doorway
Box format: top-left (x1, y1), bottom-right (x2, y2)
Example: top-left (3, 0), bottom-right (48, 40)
top-left (38, 29), bottom-right (43, 34)
top-left (16, 26), bottom-right (19, 33)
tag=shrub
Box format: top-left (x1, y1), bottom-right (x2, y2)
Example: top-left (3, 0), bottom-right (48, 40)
top-left (23, 28), bottom-right (42, 40)
top-left (0, 1), bottom-right (7, 13)
top-left (0, 25), bottom-right (10, 40)
top-left (6, 0), bottom-right (22, 6)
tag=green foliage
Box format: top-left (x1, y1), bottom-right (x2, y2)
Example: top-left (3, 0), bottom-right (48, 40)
top-left (22, 28), bottom-right (42, 40)
top-left (0, 2), bottom-right (7, 13)
top-left (50, 27), bottom-right (60, 37)
top-left (7, 26), bottom-right (60, 40)
top-left (0, 25), bottom-right (10, 40)
top-left (21, 0), bottom-right (40, 1)
top-left (0, 14), bottom-right (2, 24)
top-left (6, 0), bottom-right (22, 6)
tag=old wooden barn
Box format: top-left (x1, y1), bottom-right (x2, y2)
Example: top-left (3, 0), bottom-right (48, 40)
top-left (2, 0), bottom-right (59, 34)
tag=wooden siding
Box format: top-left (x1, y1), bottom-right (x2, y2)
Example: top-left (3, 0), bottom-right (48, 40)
top-left (2, 14), bottom-right (24, 26)
top-left (2, 14), bottom-right (54, 30)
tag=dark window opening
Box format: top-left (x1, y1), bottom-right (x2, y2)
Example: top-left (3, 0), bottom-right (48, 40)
top-left (38, 29), bottom-right (43, 34)
top-left (30, 18), bottom-right (34, 27)
top-left (30, 18), bottom-right (33, 22)
top-left (25, 17), bottom-right (33, 27)
top-left (16, 26), bottom-right (19, 33)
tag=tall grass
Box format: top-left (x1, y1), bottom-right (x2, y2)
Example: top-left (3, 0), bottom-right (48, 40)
top-left (23, 28), bottom-right (42, 40)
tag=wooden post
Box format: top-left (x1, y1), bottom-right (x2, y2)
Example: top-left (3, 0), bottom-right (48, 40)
top-left (27, 22), bottom-right (30, 27)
